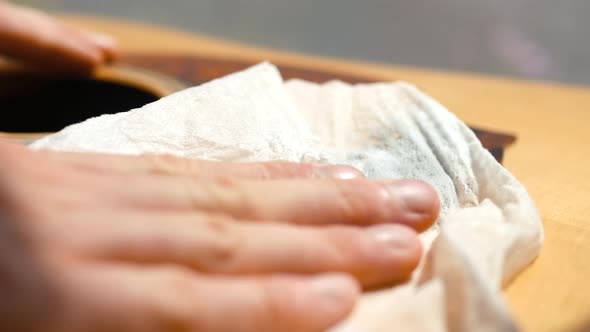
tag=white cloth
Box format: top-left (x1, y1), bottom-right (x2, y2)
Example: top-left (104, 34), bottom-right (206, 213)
top-left (32, 63), bottom-right (543, 332)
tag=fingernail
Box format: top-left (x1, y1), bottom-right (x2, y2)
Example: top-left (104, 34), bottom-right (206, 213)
top-left (384, 180), bottom-right (437, 215)
top-left (367, 224), bottom-right (418, 251)
top-left (90, 33), bottom-right (117, 49)
top-left (313, 165), bottom-right (365, 180)
top-left (308, 274), bottom-right (359, 313)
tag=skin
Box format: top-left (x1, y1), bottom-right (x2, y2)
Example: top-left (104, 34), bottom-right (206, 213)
top-left (0, 3), bottom-right (441, 332)
top-left (0, 1), bottom-right (118, 74)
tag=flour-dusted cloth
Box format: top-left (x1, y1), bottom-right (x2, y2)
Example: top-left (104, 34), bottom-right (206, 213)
top-left (32, 63), bottom-right (543, 331)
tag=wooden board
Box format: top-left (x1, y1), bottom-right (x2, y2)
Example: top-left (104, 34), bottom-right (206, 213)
top-left (59, 15), bottom-right (590, 332)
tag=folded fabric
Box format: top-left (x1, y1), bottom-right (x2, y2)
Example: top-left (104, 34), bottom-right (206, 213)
top-left (32, 63), bottom-right (543, 331)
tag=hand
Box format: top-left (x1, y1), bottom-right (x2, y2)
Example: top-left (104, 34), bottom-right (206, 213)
top-left (0, 1), bottom-right (118, 74)
top-left (0, 141), bottom-right (439, 332)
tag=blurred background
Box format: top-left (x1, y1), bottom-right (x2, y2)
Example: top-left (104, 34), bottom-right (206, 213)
top-left (16, 0), bottom-right (590, 85)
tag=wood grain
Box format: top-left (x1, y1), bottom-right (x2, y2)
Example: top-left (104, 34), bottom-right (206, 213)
top-left (60, 15), bottom-right (590, 332)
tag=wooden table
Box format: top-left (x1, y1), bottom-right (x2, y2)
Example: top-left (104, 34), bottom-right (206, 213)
top-left (62, 15), bottom-right (590, 332)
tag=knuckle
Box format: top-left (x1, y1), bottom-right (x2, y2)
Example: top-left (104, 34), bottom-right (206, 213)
top-left (0, 182), bottom-right (52, 228)
top-left (322, 226), bottom-right (368, 264)
top-left (254, 277), bottom-right (315, 332)
top-left (147, 154), bottom-right (188, 175)
top-left (180, 177), bottom-right (227, 213)
top-left (334, 180), bottom-right (392, 224)
top-left (257, 280), bottom-right (283, 329)
top-left (196, 215), bottom-right (242, 272)
top-left (161, 268), bottom-right (195, 293)
top-left (259, 163), bottom-right (279, 180)
top-left (208, 178), bottom-right (259, 219)
top-left (151, 268), bottom-right (201, 331)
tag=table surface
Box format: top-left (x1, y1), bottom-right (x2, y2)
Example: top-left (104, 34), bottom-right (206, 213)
top-left (62, 14), bottom-right (590, 332)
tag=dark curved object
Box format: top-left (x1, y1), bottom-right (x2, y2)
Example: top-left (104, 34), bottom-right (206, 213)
top-left (0, 72), bottom-right (159, 133)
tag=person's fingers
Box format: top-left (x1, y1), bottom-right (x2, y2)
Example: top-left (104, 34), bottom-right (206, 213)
top-left (115, 174), bottom-right (439, 230)
top-left (44, 149), bottom-right (364, 180)
top-left (23, 145), bottom-right (437, 231)
top-left (62, 212), bottom-right (421, 287)
top-left (0, 3), bottom-right (100, 72)
top-left (59, 265), bottom-right (359, 332)
top-left (0, 2), bottom-right (117, 73)
top-left (82, 31), bottom-right (119, 62)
